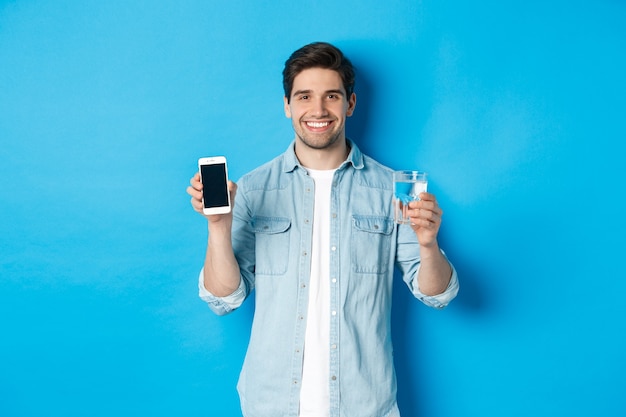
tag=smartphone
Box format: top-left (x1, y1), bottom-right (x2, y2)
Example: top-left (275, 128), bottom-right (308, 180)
top-left (198, 156), bottom-right (231, 215)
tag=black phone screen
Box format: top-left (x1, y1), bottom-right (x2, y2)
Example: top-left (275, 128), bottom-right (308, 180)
top-left (200, 163), bottom-right (229, 208)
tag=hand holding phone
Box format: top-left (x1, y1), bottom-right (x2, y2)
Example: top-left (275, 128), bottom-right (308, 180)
top-left (198, 156), bottom-right (231, 215)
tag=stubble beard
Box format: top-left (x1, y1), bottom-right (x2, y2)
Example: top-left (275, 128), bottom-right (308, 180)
top-left (294, 122), bottom-right (344, 151)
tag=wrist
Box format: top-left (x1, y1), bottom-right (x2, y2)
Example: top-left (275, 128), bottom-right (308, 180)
top-left (418, 240), bottom-right (441, 258)
top-left (207, 216), bottom-right (233, 236)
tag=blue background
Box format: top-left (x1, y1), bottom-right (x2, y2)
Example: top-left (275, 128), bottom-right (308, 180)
top-left (1, 1), bottom-right (625, 416)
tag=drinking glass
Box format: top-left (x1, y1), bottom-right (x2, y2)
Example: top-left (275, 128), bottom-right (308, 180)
top-left (393, 170), bottom-right (428, 224)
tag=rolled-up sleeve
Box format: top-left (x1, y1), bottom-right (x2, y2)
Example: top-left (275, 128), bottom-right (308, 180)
top-left (412, 260), bottom-right (459, 309)
top-left (395, 221), bottom-right (459, 309)
top-left (198, 267), bottom-right (247, 316)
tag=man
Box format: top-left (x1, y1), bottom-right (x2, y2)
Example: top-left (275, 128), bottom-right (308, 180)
top-left (187, 42), bottom-right (459, 417)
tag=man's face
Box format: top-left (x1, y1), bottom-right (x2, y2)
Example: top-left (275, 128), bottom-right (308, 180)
top-left (284, 67), bottom-right (356, 151)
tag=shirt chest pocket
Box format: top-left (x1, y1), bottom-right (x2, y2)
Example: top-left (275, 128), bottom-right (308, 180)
top-left (351, 215), bottom-right (394, 274)
top-left (251, 216), bottom-right (292, 275)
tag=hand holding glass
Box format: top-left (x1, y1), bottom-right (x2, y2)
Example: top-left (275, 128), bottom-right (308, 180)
top-left (393, 171), bottom-right (428, 224)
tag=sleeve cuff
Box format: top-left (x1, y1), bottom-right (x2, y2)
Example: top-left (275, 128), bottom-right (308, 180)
top-left (413, 256), bottom-right (460, 309)
top-left (198, 268), bottom-right (247, 315)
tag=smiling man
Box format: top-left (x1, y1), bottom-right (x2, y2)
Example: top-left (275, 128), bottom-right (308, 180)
top-left (285, 67), bottom-right (355, 164)
top-left (187, 42), bottom-right (459, 417)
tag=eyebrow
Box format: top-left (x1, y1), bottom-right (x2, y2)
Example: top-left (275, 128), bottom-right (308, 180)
top-left (292, 89), bottom-right (345, 97)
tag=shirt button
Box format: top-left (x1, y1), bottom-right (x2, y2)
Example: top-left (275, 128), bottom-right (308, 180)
top-left (332, 213), bottom-right (337, 218)
top-left (331, 344), bottom-right (337, 349)
top-left (331, 278), bottom-right (337, 283)
top-left (331, 376), bottom-right (337, 381)
top-left (331, 311), bottom-right (337, 316)
top-left (331, 246), bottom-right (336, 251)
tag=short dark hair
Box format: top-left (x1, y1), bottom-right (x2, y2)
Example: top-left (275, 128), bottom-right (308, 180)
top-left (282, 42), bottom-right (355, 102)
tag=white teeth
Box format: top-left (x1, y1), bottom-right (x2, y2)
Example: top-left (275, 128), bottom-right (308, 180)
top-left (307, 121), bottom-right (329, 128)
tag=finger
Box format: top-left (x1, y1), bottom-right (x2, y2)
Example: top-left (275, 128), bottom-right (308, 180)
top-left (409, 199), bottom-right (439, 213)
top-left (410, 208), bottom-right (439, 224)
top-left (422, 203), bottom-right (443, 217)
top-left (227, 181), bottom-right (237, 206)
top-left (186, 185), bottom-right (203, 201)
top-left (410, 199), bottom-right (443, 217)
top-left (190, 173), bottom-right (203, 190)
top-left (409, 217), bottom-right (436, 230)
top-left (408, 194), bottom-right (435, 207)
top-left (418, 191), bottom-right (436, 202)
top-left (190, 196), bottom-right (203, 212)
top-left (227, 180), bottom-right (237, 194)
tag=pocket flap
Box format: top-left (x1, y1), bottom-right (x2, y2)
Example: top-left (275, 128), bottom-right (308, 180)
top-left (251, 216), bottom-right (291, 234)
top-left (352, 215), bottom-right (393, 235)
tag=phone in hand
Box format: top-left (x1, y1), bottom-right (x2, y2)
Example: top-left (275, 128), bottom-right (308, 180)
top-left (198, 156), bottom-right (231, 215)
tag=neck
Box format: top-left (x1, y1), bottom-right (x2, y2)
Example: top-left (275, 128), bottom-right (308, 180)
top-left (294, 138), bottom-right (349, 170)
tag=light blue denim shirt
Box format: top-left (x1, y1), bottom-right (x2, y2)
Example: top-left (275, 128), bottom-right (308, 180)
top-left (199, 140), bottom-right (459, 417)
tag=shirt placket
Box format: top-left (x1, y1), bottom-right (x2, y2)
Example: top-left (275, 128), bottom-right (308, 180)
top-left (290, 172), bottom-right (315, 415)
top-left (328, 169), bottom-right (343, 417)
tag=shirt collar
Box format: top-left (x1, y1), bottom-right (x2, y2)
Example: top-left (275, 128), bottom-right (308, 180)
top-left (282, 139), bottom-right (364, 173)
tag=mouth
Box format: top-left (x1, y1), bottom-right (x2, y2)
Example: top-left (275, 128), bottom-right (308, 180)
top-left (305, 121), bottom-right (332, 131)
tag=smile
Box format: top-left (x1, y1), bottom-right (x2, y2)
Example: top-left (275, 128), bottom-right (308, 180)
top-left (306, 121), bottom-right (330, 128)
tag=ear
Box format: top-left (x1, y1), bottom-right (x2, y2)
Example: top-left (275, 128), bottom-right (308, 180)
top-left (284, 96), bottom-right (292, 118)
top-left (346, 93), bottom-right (357, 117)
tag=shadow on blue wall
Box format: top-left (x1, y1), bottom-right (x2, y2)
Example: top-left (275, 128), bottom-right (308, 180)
top-left (345, 52), bottom-right (486, 415)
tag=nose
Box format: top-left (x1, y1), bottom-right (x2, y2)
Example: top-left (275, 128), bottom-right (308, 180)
top-left (310, 98), bottom-right (328, 117)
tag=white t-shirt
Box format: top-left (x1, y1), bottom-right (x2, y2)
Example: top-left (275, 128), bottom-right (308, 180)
top-left (299, 168), bottom-right (335, 417)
